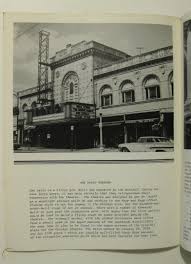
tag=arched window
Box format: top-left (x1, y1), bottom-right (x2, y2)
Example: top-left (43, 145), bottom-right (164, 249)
top-left (31, 101), bottom-right (37, 116)
top-left (100, 85), bottom-right (113, 107)
top-left (22, 103), bottom-right (28, 112)
top-left (31, 101), bottom-right (37, 109)
top-left (120, 80), bottom-right (135, 103)
top-left (70, 82), bottom-right (74, 94)
top-left (144, 75), bottom-right (160, 100)
top-left (22, 103), bottom-right (28, 120)
top-left (62, 71), bottom-right (79, 102)
top-left (169, 72), bottom-right (173, 97)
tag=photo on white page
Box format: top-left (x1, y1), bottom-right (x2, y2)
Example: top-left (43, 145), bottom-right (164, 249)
top-left (12, 22), bottom-right (174, 161)
top-left (184, 19), bottom-right (191, 149)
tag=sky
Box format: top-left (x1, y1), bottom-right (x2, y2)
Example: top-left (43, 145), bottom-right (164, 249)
top-left (13, 23), bottom-right (172, 93)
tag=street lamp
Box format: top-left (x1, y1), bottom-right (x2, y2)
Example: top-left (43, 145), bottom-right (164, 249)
top-left (99, 113), bottom-right (104, 151)
top-left (70, 125), bottom-right (74, 151)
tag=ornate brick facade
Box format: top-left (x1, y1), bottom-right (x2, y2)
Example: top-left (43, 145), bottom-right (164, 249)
top-left (15, 40), bottom-right (174, 149)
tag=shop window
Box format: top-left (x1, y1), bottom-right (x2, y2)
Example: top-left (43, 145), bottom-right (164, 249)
top-left (144, 75), bottom-right (160, 100)
top-left (100, 85), bottom-right (113, 107)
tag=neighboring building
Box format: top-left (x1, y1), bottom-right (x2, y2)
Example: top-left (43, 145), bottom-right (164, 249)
top-left (184, 20), bottom-right (191, 149)
top-left (14, 40), bottom-right (174, 149)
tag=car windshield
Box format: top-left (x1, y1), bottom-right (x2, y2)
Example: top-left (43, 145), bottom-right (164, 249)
top-left (154, 138), bottom-right (169, 142)
top-left (137, 137), bottom-right (170, 143)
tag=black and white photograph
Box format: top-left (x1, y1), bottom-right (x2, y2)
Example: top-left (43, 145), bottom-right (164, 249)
top-left (184, 19), bottom-right (191, 149)
top-left (13, 23), bottom-right (174, 153)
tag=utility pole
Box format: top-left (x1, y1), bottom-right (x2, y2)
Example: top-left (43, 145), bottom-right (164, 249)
top-left (99, 113), bottom-right (104, 151)
top-left (123, 114), bottom-right (127, 143)
top-left (136, 47), bottom-right (144, 55)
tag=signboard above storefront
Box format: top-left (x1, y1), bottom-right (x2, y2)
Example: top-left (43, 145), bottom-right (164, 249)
top-left (32, 102), bottom-right (96, 125)
top-left (70, 102), bottom-right (95, 120)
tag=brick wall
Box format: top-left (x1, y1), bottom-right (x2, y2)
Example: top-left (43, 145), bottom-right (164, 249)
top-left (53, 56), bottom-right (94, 104)
top-left (95, 61), bottom-right (173, 115)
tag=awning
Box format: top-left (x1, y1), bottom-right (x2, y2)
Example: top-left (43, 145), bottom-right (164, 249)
top-left (94, 117), bottom-right (159, 127)
top-left (125, 117), bottom-right (159, 124)
top-left (94, 121), bottom-right (122, 127)
top-left (24, 125), bottom-right (36, 130)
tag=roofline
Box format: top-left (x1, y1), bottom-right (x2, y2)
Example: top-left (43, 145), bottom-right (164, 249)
top-left (88, 40), bottom-right (129, 57)
top-left (94, 45), bottom-right (173, 71)
top-left (50, 40), bottom-right (130, 61)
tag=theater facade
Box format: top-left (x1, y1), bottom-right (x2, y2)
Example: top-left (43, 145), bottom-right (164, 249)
top-left (14, 40), bottom-right (174, 149)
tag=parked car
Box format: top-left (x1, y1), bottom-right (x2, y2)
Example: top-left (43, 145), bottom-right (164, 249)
top-left (118, 136), bottom-right (174, 152)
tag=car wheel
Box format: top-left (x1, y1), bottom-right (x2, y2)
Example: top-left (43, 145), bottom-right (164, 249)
top-left (122, 147), bottom-right (130, 152)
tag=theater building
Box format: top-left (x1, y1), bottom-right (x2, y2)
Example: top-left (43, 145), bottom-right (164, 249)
top-left (14, 40), bottom-right (174, 149)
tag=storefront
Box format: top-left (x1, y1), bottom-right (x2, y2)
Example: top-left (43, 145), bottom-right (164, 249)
top-left (23, 102), bottom-right (96, 149)
top-left (94, 111), bottom-right (174, 148)
top-left (29, 121), bottom-right (95, 149)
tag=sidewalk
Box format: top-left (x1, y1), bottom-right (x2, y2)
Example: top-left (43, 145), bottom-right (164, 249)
top-left (15, 146), bottom-right (119, 153)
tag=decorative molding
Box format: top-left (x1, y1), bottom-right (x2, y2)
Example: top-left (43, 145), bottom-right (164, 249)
top-left (56, 70), bottom-right (60, 78)
top-left (94, 46), bottom-right (173, 79)
top-left (50, 46), bottom-right (126, 70)
top-left (112, 77), bottom-right (118, 85)
top-left (135, 71), bottom-right (141, 80)
top-left (81, 62), bottom-right (87, 70)
top-left (50, 48), bottom-right (94, 69)
top-left (159, 65), bottom-right (166, 75)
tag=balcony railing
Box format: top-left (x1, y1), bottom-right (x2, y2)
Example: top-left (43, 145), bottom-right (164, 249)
top-left (31, 103), bottom-right (61, 117)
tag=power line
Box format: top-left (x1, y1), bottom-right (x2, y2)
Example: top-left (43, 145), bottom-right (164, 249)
top-left (14, 24), bottom-right (40, 40)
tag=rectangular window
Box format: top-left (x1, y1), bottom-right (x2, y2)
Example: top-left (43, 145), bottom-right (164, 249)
top-left (104, 95), bottom-right (110, 106)
top-left (149, 87), bottom-right (157, 99)
top-left (101, 95), bottom-right (112, 106)
top-left (146, 86), bottom-right (160, 100)
top-left (123, 91), bottom-right (135, 103)
top-left (171, 83), bottom-right (174, 97)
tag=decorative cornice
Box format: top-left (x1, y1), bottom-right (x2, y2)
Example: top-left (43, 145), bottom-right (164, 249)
top-left (94, 46), bottom-right (173, 79)
top-left (50, 47), bottom-right (127, 70)
top-left (50, 48), bottom-right (94, 69)
top-left (94, 57), bottom-right (172, 80)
